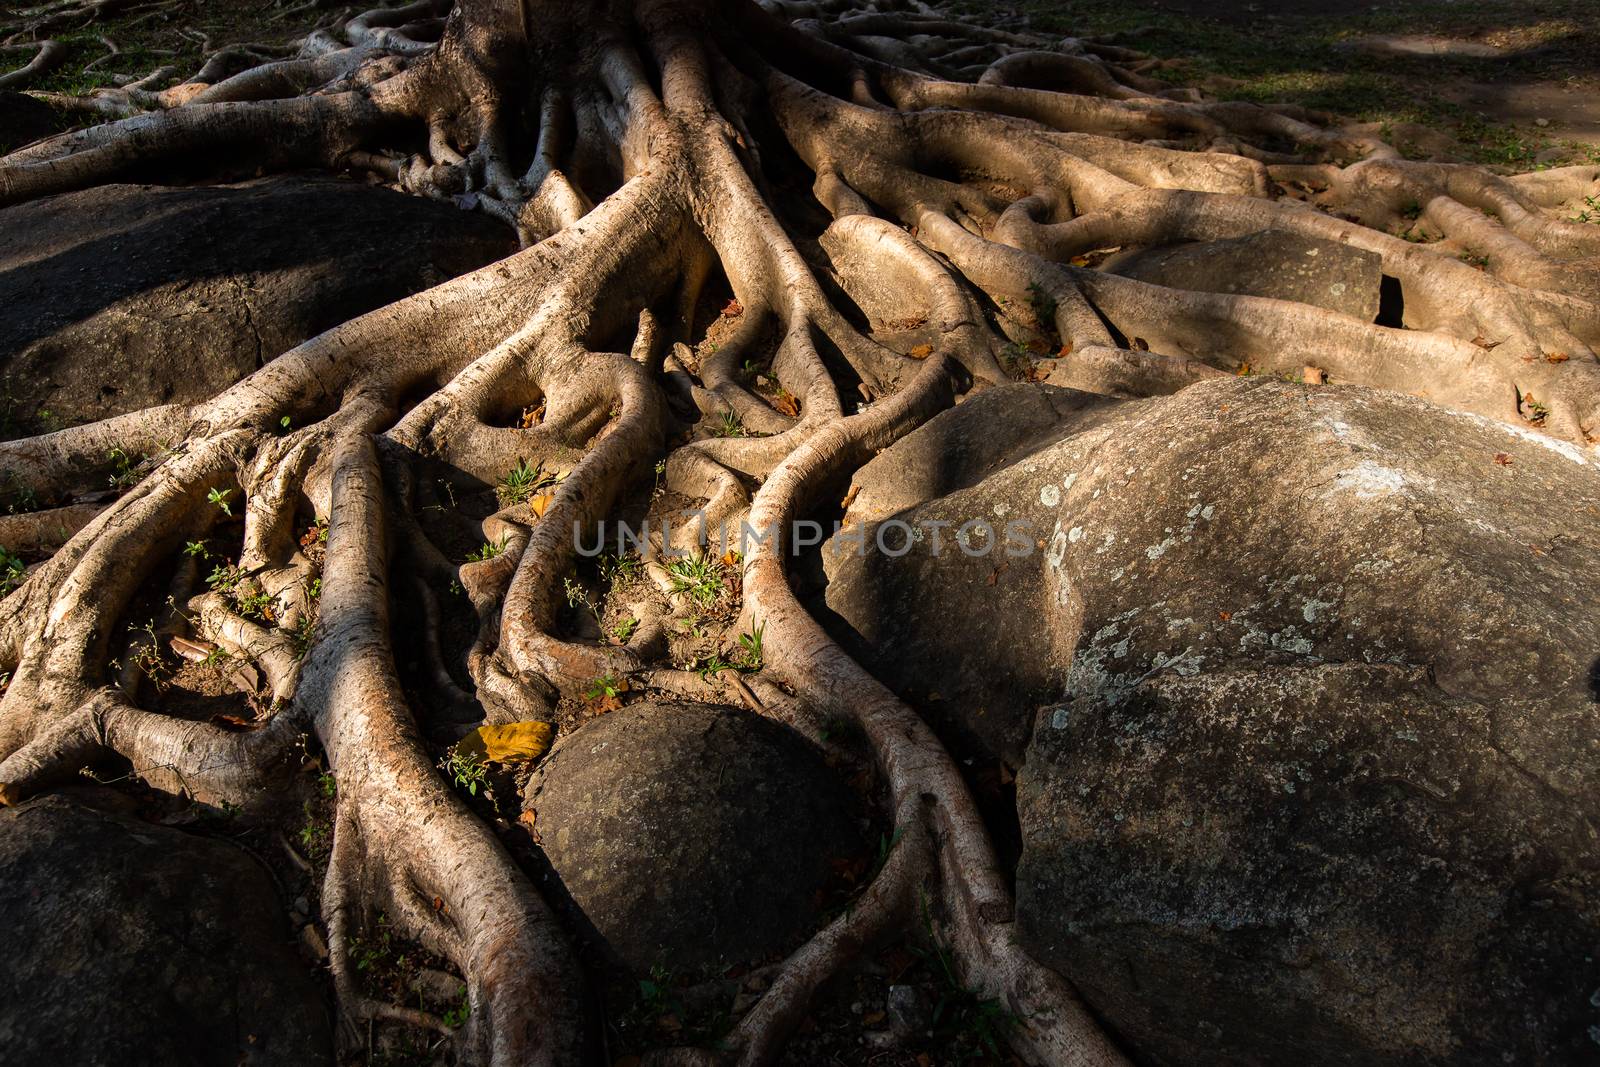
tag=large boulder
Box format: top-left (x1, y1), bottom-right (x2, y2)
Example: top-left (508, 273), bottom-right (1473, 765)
top-left (824, 378), bottom-right (1600, 1064)
top-left (0, 790), bottom-right (331, 1065)
top-left (0, 177), bottom-right (514, 437)
top-left (1102, 229), bottom-right (1384, 320)
top-left (524, 700), bottom-right (866, 976)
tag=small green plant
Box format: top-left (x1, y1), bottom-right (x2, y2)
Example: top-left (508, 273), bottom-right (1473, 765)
top-left (440, 748), bottom-right (489, 796)
top-left (737, 621), bottom-right (765, 670)
top-left (637, 964), bottom-right (677, 1019)
top-left (291, 612), bottom-right (317, 656)
top-left (298, 801), bottom-right (331, 860)
top-left (612, 616), bottom-right (639, 642)
top-left (205, 563), bottom-right (273, 620)
top-left (206, 562), bottom-right (242, 594)
top-left (351, 912), bottom-right (396, 973)
top-left (0, 546), bottom-right (24, 596)
top-left (126, 621), bottom-right (171, 690)
top-left (278, 415), bottom-right (292, 431)
top-left (466, 537), bottom-right (507, 562)
top-left (1026, 280), bottom-right (1057, 323)
top-left (442, 988), bottom-right (471, 1029)
top-left (318, 772), bottom-right (337, 798)
top-left (183, 540), bottom-right (209, 559)
top-left (498, 458), bottom-right (554, 505)
top-left (710, 409), bottom-right (744, 438)
top-left (2, 476), bottom-right (37, 515)
top-left (106, 446), bottom-right (142, 491)
top-left (586, 673), bottom-right (623, 700)
top-left (563, 575), bottom-right (597, 618)
top-left (916, 893), bottom-right (1018, 1060)
top-left (693, 651), bottom-right (735, 680)
top-left (663, 554), bottom-right (722, 607)
top-left (234, 587), bottom-right (275, 622)
top-left (1573, 195), bottom-right (1600, 224)
top-left (599, 552), bottom-right (641, 587)
top-left (207, 487), bottom-right (234, 516)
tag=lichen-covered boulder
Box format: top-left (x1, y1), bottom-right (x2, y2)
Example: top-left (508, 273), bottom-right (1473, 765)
top-left (825, 377), bottom-right (1600, 1064)
top-left (0, 177), bottom-right (513, 438)
top-left (523, 700), bottom-right (866, 976)
top-left (0, 790), bottom-right (331, 1065)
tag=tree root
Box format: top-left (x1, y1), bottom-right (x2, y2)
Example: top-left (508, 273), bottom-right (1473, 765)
top-left (2, 0), bottom-right (1598, 1063)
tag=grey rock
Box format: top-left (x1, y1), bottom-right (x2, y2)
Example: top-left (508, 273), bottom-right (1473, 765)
top-left (886, 983), bottom-right (927, 1039)
top-left (524, 700), bottom-right (866, 976)
top-left (0, 177), bottom-right (514, 439)
top-left (825, 377), bottom-right (1600, 1064)
top-left (0, 790), bottom-right (331, 1066)
top-left (1102, 229), bottom-right (1383, 319)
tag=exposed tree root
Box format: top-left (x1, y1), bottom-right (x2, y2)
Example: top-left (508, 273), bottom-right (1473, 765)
top-left (3, 0), bottom-right (1599, 1063)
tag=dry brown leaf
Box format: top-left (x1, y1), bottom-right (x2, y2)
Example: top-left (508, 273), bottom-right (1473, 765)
top-left (1218, 610), bottom-right (1232, 621)
top-left (528, 491), bottom-right (556, 517)
top-left (721, 298), bottom-right (743, 317)
top-left (840, 484), bottom-right (860, 510)
top-left (170, 635), bottom-right (214, 662)
top-left (1545, 351), bottom-right (1570, 363)
top-left (772, 391), bottom-right (799, 417)
top-left (227, 662), bottom-right (261, 694)
top-left (908, 343), bottom-right (933, 359)
top-left (1130, 336), bottom-right (1149, 352)
top-left (1494, 452), bottom-right (1513, 466)
top-left (1303, 365), bottom-right (1327, 385)
top-left (1057, 341), bottom-right (1073, 357)
top-left (456, 721), bottom-right (555, 764)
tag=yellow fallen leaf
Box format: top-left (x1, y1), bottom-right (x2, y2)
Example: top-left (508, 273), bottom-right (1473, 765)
top-left (908, 344), bottom-right (933, 358)
top-left (528, 492), bottom-right (556, 517)
top-left (456, 721), bottom-right (554, 764)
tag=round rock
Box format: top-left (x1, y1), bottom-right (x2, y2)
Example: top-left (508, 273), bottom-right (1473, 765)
top-left (826, 377), bottom-right (1600, 1064)
top-left (525, 700), bottom-right (866, 975)
top-left (0, 790), bottom-right (331, 1064)
top-left (0, 176), bottom-right (513, 437)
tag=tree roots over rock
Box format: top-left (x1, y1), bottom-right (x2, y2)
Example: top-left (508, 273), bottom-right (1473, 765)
top-left (826, 377), bottom-right (1600, 1063)
top-left (1, 0), bottom-right (1598, 1064)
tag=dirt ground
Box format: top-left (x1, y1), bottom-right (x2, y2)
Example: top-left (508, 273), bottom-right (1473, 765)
top-left (4, 0), bottom-right (1599, 165)
top-left (961, 0), bottom-right (1600, 166)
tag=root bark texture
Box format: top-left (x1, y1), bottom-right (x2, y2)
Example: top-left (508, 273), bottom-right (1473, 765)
top-left (3, 0), bottom-right (1598, 1064)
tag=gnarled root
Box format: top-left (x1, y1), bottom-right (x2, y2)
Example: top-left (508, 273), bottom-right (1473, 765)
top-left (4, 0), bottom-right (1598, 1064)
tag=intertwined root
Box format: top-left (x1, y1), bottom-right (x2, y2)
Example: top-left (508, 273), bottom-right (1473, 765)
top-left (2, 0), bottom-right (1598, 1064)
